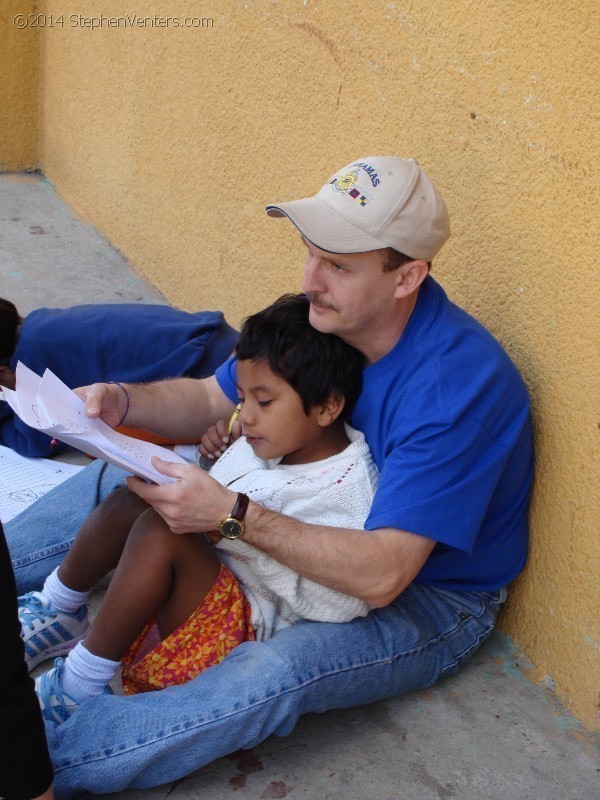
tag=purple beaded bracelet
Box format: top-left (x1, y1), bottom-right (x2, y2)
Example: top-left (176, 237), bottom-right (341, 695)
top-left (108, 381), bottom-right (130, 426)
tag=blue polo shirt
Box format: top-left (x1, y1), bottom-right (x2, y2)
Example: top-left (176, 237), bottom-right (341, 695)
top-left (215, 277), bottom-right (533, 592)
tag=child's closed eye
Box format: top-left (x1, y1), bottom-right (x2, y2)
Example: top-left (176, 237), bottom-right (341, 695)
top-left (258, 400), bottom-right (273, 408)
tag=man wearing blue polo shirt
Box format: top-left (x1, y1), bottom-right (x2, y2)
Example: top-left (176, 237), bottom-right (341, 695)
top-left (8, 156), bottom-right (533, 798)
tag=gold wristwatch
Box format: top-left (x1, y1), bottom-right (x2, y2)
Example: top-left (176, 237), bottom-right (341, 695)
top-left (219, 493), bottom-right (250, 540)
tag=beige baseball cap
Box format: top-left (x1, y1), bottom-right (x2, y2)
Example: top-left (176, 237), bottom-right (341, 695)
top-left (266, 156), bottom-right (450, 261)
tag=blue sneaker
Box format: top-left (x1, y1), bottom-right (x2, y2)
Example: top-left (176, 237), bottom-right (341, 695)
top-left (18, 591), bottom-right (90, 671)
top-left (35, 658), bottom-right (113, 725)
top-left (35, 658), bottom-right (80, 723)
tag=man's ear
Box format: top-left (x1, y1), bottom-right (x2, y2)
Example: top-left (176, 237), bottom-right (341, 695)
top-left (316, 392), bottom-right (346, 427)
top-left (394, 259), bottom-right (429, 299)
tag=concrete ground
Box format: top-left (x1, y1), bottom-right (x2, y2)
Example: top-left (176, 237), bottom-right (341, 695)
top-left (1, 173), bottom-right (598, 800)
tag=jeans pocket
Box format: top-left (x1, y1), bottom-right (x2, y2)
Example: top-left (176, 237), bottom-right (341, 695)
top-left (421, 585), bottom-right (503, 679)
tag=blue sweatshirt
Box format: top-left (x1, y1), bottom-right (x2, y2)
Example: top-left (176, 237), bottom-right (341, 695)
top-left (1, 304), bottom-right (238, 457)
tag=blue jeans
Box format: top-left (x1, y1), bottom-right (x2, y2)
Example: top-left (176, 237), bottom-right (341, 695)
top-left (7, 460), bottom-right (506, 799)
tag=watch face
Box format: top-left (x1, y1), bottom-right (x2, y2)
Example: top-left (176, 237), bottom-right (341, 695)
top-left (221, 518), bottom-right (243, 540)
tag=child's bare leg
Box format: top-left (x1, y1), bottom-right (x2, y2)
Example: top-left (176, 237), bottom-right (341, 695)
top-left (83, 508), bottom-right (221, 662)
top-left (57, 486), bottom-right (150, 591)
top-left (36, 508), bottom-right (222, 713)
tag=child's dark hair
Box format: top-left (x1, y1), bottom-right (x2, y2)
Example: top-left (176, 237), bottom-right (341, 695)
top-left (236, 294), bottom-right (363, 418)
top-left (0, 298), bottom-right (20, 364)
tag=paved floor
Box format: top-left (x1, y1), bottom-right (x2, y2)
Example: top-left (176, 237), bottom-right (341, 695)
top-left (1, 173), bottom-right (598, 800)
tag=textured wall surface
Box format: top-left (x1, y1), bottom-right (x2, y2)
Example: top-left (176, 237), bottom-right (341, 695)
top-left (0, 0), bottom-right (39, 169)
top-left (6, 1), bottom-right (600, 727)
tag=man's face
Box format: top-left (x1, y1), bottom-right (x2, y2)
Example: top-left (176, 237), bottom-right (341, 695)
top-left (301, 238), bottom-right (400, 357)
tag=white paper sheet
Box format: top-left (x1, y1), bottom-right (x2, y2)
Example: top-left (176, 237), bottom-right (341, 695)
top-left (0, 445), bottom-right (84, 523)
top-left (1, 362), bottom-right (188, 484)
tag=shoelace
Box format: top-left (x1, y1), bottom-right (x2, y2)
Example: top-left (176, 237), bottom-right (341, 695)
top-left (18, 592), bottom-right (57, 631)
top-left (39, 658), bottom-right (74, 714)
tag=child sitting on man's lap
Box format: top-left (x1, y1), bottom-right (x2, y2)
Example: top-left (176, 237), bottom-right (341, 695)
top-left (18, 294), bottom-right (378, 724)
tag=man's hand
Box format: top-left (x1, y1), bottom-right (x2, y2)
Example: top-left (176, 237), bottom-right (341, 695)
top-left (198, 419), bottom-right (242, 460)
top-left (126, 457), bottom-right (237, 533)
top-left (74, 382), bottom-right (127, 428)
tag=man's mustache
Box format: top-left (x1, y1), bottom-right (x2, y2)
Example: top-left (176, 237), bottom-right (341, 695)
top-left (305, 293), bottom-right (336, 311)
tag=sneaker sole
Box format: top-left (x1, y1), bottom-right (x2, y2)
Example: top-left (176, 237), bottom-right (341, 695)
top-left (26, 627), bottom-right (90, 671)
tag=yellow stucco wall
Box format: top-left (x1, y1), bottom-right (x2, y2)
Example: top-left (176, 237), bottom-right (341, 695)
top-left (5, 1), bottom-right (600, 727)
top-left (0, 0), bottom-right (40, 169)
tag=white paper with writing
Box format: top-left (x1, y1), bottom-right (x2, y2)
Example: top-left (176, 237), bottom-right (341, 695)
top-left (0, 445), bottom-right (83, 523)
top-left (1, 362), bottom-right (188, 484)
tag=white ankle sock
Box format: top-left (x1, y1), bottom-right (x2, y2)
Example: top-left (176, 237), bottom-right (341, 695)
top-left (42, 567), bottom-right (90, 613)
top-left (61, 642), bottom-right (119, 701)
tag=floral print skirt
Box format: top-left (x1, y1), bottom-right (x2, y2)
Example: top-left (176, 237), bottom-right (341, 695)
top-left (121, 564), bottom-right (255, 695)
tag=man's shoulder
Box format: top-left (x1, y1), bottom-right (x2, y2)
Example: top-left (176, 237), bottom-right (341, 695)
top-left (355, 279), bottom-right (530, 452)
top-left (377, 278), bottom-right (523, 385)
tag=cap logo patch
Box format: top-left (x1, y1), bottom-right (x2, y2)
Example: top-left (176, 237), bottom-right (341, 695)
top-left (330, 170), bottom-right (373, 206)
top-left (330, 169), bottom-right (360, 194)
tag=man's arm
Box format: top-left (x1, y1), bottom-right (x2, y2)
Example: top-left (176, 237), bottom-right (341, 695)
top-left (77, 375), bottom-right (235, 440)
top-left (243, 504), bottom-right (436, 607)
top-left (128, 460), bottom-right (436, 607)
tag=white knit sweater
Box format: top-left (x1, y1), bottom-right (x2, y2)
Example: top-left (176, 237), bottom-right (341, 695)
top-left (209, 424), bottom-right (378, 640)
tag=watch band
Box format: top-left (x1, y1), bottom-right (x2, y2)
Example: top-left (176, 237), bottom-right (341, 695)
top-left (230, 492), bottom-right (250, 522)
